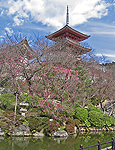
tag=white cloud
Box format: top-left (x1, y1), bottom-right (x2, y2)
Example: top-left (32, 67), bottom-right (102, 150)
top-left (0, 10), bottom-right (4, 16)
top-left (1, 0), bottom-right (110, 27)
top-left (13, 16), bottom-right (24, 26)
top-left (85, 21), bottom-right (115, 36)
top-left (70, 0), bottom-right (108, 25)
top-left (96, 53), bottom-right (115, 62)
top-left (96, 53), bottom-right (115, 57)
top-left (0, 35), bottom-right (5, 39)
top-left (5, 27), bottom-right (13, 35)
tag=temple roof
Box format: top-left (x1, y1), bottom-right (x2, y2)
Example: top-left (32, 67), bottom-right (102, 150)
top-left (2, 38), bottom-right (36, 60)
top-left (50, 37), bottom-right (92, 55)
top-left (65, 37), bottom-right (92, 55)
top-left (45, 24), bottom-right (90, 42)
top-left (12, 38), bottom-right (37, 60)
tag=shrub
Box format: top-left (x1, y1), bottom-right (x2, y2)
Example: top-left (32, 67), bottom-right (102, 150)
top-left (56, 113), bottom-right (67, 125)
top-left (66, 118), bottom-right (74, 125)
top-left (62, 92), bottom-right (69, 100)
top-left (0, 93), bottom-right (15, 105)
top-left (3, 110), bottom-right (14, 121)
top-left (103, 114), bottom-right (115, 128)
top-left (44, 120), bottom-right (60, 136)
top-left (87, 104), bottom-right (103, 114)
top-left (66, 124), bottom-right (74, 134)
top-left (19, 94), bottom-right (41, 108)
top-left (74, 119), bottom-right (81, 129)
top-left (0, 93), bottom-right (16, 110)
top-left (84, 119), bottom-right (91, 130)
top-left (0, 121), bottom-right (9, 131)
top-left (109, 116), bottom-right (115, 126)
top-left (88, 111), bottom-right (104, 128)
top-left (75, 108), bottom-right (88, 122)
top-left (63, 106), bottom-right (75, 118)
top-left (27, 117), bottom-right (49, 132)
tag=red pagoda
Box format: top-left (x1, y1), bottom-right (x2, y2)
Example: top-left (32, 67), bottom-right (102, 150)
top-left (45, 6), bottom-right (91, 55)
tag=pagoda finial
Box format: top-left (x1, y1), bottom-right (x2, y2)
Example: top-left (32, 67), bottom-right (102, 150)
top-left (66, 5), bottom-right (69, 25)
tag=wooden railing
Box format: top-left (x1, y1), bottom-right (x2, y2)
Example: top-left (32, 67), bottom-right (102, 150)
top-left (77, 137), bottom-right (115, 150)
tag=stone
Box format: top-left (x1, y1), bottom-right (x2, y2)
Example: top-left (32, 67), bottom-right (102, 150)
top-left (49, 119), bottom-right (53, 122)
top-left (0, 128), bottom-right (4, 136)
top-left (12, 125), bottom-right (30, 136)
top-left (19, 101), bottom-right (29, 107)
top-left (33, 132), bottom-right (44, 137)
top-left (74, 126), bottom-right (77, 134)
top-left (19, 101), bottom-right (29, 117)
top-left (52, 130), bottom-right (68, 137)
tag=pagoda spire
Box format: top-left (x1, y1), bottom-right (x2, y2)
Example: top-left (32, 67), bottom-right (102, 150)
top-left (66, 5), bottom-right (69, 25)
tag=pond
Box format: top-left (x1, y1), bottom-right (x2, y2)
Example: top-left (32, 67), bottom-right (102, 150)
top-left (0, 132), bottom-right (115, 150)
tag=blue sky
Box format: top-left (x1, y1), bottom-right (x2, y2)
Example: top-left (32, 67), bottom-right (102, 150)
top-left (0, 0), bottom-right (115, 61)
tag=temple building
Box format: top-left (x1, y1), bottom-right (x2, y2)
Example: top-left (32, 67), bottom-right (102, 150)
top-left (0, 38), bottom-right (36, 62)
top-left (45, 6), bottom-right (91, 56)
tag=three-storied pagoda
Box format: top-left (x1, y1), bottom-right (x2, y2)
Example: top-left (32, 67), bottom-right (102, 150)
top-left (45, 6), bottom-right (91, 55)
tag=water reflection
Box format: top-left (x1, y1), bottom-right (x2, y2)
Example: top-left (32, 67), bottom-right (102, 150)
top-left (12, 137), bottom-right (30, 148)
top-left (0, 136), bottom-right (4, 142)
top-left (0, 132), bottom-right (114, 150)
top-left (52, 137), bottom-right (68, 144)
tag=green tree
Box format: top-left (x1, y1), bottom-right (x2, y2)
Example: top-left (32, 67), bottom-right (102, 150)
top-left (75, 107), bottom-right (88, 122)
top-left (0, 93), bottom-right (16, 110)
top-left (88, 111), bottom-right (104, 128)
top-left (87, 104), bottom-right (103, 114)
top-left (74, 66), bottom-right (94, 107)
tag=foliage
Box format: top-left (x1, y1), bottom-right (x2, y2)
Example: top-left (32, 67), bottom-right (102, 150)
top-left (19, 94), bottom-right (32, 102)
top-left (0, 121), bottom-right (9, 131)
top-left (0, 93), bottom-right (16, 110)
top-left (90, 96), bottom-right (99, 106)
top-left (0, 77), bottom-right (11, 87)
top-left (66, 118), bottom-right (74, 125)
top-left (109, 116), bottom-right (115, 126)
top-left (0, 35), bottom-right (115, 132)
top-left (74, 66), bottom-right (93, 107)
top-left (0, 93), bottom-right (16, 111)
top-left (87, 104), bottom-right (103, 114)
top-left (74, 119), bottom-right (81, 129)
top-left (63, 106), bottom-right (75, 118)
top-left (62, 92), bottom-right (69, 100)
top-left (44, 120), bottom-right (60, 136)
top-left (88, 111), bottom-right (104, 128)
top-left (103, 114), bottom-right (115, 128)
top-left (63, 101), bottom-right (79, 118)
top-left (75, 108), bottom-right (88, 122)
top-left (56, 113), bottom-right (67, 125)
top-left (3, 110), bottom-right (14, 121)
top-left (27, 117), bottom-right (49, 132)
top-left (65, 124), bottom-right (74, 134)
top-left (83, 119), bottom-right (91, 130)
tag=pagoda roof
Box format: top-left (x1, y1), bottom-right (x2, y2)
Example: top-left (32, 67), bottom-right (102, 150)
top-left (45, 25), bottom-right (90, 42)
top-left (49, 37), bottom-right (92, 55)
top-left (65, 37), bottom-right (92, 55)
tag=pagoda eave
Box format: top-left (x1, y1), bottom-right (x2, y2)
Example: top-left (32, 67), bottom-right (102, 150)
top-left (66, 39), bottom-right (92, 55)
top-left (49, 38), bottom-right (92, 56)
top-left (45, 25), bottom-right (90, 42)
